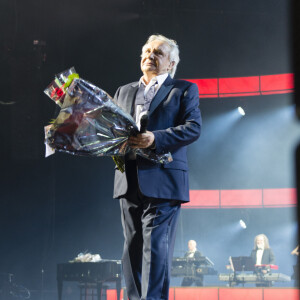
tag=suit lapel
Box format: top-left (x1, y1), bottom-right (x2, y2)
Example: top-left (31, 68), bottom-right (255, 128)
top-left (124, 83), bottom-right (139, 115)
top-left (148, 76), bottom-right (174, 116)
top-left (261, 249), bottom-right (267, 264)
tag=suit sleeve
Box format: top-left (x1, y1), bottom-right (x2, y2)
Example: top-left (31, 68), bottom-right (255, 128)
top-left (152, 83), bottom-right (202, 154)
top-left (269, 249), bottom-right (275, 264)
top-left (194, 251), bottom-right (202, 259)
top-left (250, 250), bottom-right (256, 264)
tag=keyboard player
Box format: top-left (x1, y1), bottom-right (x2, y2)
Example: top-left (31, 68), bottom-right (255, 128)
top-left (250, 234), bottom-right (275, 287)
top-left (181, 240), bottom-right (204, 287)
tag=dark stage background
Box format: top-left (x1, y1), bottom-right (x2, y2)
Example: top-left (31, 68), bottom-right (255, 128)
top-left (0, 0), bottom-right (298, 299)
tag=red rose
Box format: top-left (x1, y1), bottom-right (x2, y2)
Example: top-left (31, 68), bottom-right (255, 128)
top-left (51, 87), bottom-right (64, 100)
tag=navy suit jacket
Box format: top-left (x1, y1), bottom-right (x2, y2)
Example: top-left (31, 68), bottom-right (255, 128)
top-left (113, 75), bottom-right (202, 202)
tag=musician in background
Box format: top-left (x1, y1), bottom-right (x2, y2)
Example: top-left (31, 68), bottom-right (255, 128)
top-left (181, 240), bottom-right (203, 286)
top-left (291, 245), bottom-right (299, 256)
top-left (251, 234), bottom-right (275, 270)
top-left (291, 245), bottom-right (299, 286)
top-left (251, 234), bottom-right (275, 287)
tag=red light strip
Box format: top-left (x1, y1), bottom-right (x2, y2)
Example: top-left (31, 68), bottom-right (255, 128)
top-left (107, 287), bottom-right (300, 300)
top-left (185, 73), bottom-right (294, 98)
top-left (185, 188), bottom-right (297, 209)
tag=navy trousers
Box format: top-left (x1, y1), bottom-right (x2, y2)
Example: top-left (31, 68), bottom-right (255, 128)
top-left (120, 189), bottom-right (181, 300)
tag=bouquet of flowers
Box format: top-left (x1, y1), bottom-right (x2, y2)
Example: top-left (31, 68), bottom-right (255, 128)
top-left (44, 68), bottom-right (172, 170)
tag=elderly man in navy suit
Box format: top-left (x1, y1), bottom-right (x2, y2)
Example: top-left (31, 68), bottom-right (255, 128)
top-left (113, 34), bottom-right (202, 300)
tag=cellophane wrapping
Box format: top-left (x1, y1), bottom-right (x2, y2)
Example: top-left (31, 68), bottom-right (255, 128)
top-left (44, 69), bottom-right (172, 165)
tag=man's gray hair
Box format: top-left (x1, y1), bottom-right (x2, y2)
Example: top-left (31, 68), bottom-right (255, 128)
top-left (253, 234), bottom-right (270, 249)
top-left (142, 34), bottom-right (180, 78)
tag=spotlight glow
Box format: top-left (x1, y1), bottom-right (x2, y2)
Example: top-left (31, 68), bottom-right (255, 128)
top-left (238, 107), bottom-right (245, 116)
top-left (239, 219), bottom-right (247, 229)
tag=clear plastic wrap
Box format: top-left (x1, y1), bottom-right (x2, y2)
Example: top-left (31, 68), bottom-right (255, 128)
top-left (44, 69), bottom-right (173, 166)
top-left (44, 67), bottom-right (78, 106)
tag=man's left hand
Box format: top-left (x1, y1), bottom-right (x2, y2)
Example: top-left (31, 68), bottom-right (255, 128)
top-left (128, 131), bottom-right (155, 149)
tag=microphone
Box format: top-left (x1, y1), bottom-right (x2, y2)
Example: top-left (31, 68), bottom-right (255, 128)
top-left (139, 113), bottom-right (149, 134)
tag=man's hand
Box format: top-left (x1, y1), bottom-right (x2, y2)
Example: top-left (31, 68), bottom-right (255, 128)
top-left (128, 131), bottom-right (155, 149)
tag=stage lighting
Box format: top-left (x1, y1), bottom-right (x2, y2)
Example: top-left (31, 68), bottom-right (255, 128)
top-left (238, 107), bottom-right (245, 116)
top-left (239, 219), bottom-right (247, 229)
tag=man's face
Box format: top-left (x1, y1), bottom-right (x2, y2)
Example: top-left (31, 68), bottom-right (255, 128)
top-left (188, 241), bottom-right (196, 251)
top-left (140, 40), bottom-right (174, 77)
top-left (256, 236), bottom-right (264, 249)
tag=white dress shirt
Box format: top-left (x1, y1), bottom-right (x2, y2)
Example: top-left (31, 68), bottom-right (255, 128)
top-left (256, 248), bottom-right (264, 265)
top-left (136, 73), bottom-right (169, 128)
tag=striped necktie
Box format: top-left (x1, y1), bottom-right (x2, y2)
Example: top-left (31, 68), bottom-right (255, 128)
top-left (142, 82), bottom-right (156, 112)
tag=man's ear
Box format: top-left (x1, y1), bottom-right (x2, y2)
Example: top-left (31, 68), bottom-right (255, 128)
top-left (168, 61), bottom-right (175, 72)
